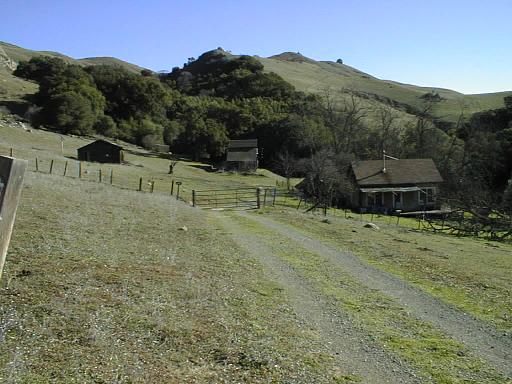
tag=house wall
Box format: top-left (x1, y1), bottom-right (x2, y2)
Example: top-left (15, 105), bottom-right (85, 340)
top-left (78, 142), bottom-right (122, 163)
top-left (226, 160), bottom-right (258, 172)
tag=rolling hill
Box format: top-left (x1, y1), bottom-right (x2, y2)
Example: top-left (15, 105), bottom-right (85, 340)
top-left (256, 52), bottom-right (512, 122)
top-left (1, 41), bottom-right (510, 124)
top-left (0, 41), bottom-right (146, 109)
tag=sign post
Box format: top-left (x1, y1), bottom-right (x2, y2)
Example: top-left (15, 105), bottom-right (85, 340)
top-left (0, 155), bottom-right (27, 280)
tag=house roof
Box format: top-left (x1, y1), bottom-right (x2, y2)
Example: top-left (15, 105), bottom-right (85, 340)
top-left (228, 139), bottom-right (258, 149)
top-left (227, 148), bottom-right (258, 162)
top-left (78, 139), bottom-right (124, 151)
top-left (352, 158), bottom-right (443, 186)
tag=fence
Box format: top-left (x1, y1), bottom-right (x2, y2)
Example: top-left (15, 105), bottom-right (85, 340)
top-left (1, 147), bottom-right (189, 201)
top-left (192, 187), bottom-right (261, 209)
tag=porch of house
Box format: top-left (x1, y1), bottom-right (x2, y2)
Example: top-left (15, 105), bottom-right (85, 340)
top-left (356, 186), bottom-right (438, 213)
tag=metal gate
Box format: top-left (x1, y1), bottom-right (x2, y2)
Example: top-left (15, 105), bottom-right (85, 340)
top-left (192, 187), bottom-right (260, 209)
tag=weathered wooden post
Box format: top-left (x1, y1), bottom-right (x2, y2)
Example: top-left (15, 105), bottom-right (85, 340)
top-left (110, 169), bottom-right (113, 185)
top-left (150, 181), bottom-right (155, 193)
top-left (9, 148), bottom-right (13, 157)
top-left (63, 161), bottom-right (68, 176)
top-left (0, 155), bottom-right (27, 280)
top-left (78, 162), bottom-right (82, 179)
top-left (256, 187), bottom-right (262, 209)
top-left (192, 190), bottom-right (196, 207)
top-left (175, 181), bottom-right (182, 200)
top-left (170, 180), bottom-right (174, 196)
top-left (138, 177), bottom-right (143, 192)
top-left (35, 157), bottom-right (39, 172)
top-left (98, 169), bottom-right (102, 183)
top-left (49, 159), bottom-right (54, 174)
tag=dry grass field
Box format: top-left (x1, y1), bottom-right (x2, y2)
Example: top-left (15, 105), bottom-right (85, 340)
top-left (1, 119), bottom-right (511, 383)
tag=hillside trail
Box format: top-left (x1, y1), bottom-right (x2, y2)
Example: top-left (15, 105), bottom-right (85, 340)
top-left (223, 210), bottom-right (512, 379)
top-left (216, 211), bottom-right (422, 384)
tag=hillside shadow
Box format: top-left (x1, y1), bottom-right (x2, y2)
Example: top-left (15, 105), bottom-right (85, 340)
top-left (0, 100), bottom-right (30, 116)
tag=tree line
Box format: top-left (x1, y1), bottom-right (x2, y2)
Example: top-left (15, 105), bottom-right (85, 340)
top-left (12, 49), bottom-right (512, 211)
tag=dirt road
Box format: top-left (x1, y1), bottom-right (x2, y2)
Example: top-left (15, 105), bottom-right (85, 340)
top-left (215, 210), bottom-right (512, 383)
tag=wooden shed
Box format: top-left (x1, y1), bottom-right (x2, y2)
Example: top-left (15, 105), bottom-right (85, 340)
top-left (226, 139), bottom-right (258, 172)
top-left (351, 158), bottom-right (443, 213)
top-left (77, 139), bottom-right (124, 163)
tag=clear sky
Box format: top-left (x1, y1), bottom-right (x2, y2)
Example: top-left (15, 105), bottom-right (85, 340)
top-left (1, 0), bottom-right (511, 94)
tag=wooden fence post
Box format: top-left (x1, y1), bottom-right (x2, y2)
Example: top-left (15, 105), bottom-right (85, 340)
top-left (99, 169), bottom-right (102, 183)
top-left (110, 169), bottom-right (113, 185)
top-left (49, 160), bottom-right (54, 174)
top-left (263, 188), bottom-right (267, 207)
top-left (150, 181), bottom-right (155, 193)
top-left (35, 158), bottom-right (39, 172)
top-left (78, 162), bottom-right (82, 179)
top-left (0, 156), bottom-right (28, 280)
top-left (272, 187), bottom-right (277, 206)
top-left (192, 190), bottom-right (196, 207)
top-left (176, 182), bottom-right (182, 200)
top-left (256, 187), bottom-right (262, 209)
top-left (9, 148), bottom-right (13, 157)
top-left (170, 180), bottom-right (174, 195)
top-left (63, 161), bottom-right (68, 176)
top-left (138, 177), bottom-right (143, 192)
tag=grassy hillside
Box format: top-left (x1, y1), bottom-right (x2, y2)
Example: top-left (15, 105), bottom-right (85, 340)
top-left (1, 119), bottom-right (511, 382)
top-left (2, 41), bottom-right (510, 124)
top-left (257, 52), bottom-right (512, 122)
top-left (0, 41), bottom-right (145, 73)
top-left (0, 41), bottom-right (146, 112)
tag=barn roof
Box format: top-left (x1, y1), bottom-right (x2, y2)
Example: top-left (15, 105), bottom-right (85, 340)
top-left (352, 158), bottom-right (443, 186)
top-left (78, 139), bottom-right (124, 151)
top-left (228, 139), bottom-right (258, 149)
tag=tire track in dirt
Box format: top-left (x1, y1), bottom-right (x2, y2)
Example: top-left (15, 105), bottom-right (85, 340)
top-left (239, 211), bottom-right (512, 378)
top-left (217, 212), bottom-right (422, 384)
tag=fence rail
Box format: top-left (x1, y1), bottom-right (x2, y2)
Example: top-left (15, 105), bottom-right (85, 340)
top-left (193, 188), bottom-right (261, 209)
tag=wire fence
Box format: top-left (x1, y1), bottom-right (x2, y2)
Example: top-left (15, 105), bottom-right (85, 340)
top-left (0, 147), bottom-right (192, 202)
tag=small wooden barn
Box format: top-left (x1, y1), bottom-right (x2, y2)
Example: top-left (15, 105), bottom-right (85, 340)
top-left (77, 139), bottom-right (124, 163)
top-left (226, 139), bottom-right (258, 172)
top-left (351, 158), bottom-right (443, 213)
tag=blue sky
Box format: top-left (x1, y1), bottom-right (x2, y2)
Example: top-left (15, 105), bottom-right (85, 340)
top-left (1, 0), bottom-right (511, 94)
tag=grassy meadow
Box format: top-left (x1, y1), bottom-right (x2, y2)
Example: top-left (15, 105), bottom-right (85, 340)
top-left (1, 120), bottom-right (511, 382)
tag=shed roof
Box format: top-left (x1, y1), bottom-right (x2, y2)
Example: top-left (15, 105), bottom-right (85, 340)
top-left (352, 158), bottom-right (443, 186)
top-left (78, 139), bottom-right (124, 151)
top-left (228, 139), bottom-right (258, 149)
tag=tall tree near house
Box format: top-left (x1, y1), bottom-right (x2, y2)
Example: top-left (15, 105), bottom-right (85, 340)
top-left (375, 106), bottom-right (401, 156)
top-left (299, 149), bottom-right (355, 208)
top-left (274, 151), bottom-right (298, 190)
top-left (321, 88), bottom-right (368, 155)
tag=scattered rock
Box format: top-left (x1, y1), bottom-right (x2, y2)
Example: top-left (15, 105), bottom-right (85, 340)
top-left (179, 226), bottom-right (188, 231)
top-left (363, 222), bottom-right (379, 230)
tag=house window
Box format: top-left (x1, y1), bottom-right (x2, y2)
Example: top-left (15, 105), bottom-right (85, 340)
top-left (419, 188), bottom-right (435, 204)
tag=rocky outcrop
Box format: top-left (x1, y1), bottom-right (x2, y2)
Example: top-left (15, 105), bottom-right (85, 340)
top-left (0, 46), bottom-right (17, 71)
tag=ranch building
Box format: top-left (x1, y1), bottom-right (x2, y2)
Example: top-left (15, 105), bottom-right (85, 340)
top-left (226, 139), bottom-right (258, 172)
top-left (351, 158), bottom-right (443, 213)
top-left (77, 139), bottom-right (124, 163)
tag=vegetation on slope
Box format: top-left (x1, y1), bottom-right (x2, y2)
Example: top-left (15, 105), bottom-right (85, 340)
top-left (4, 44), bottom-right (512, 208)
top-left (258, 52), bottom-right (512, 122)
